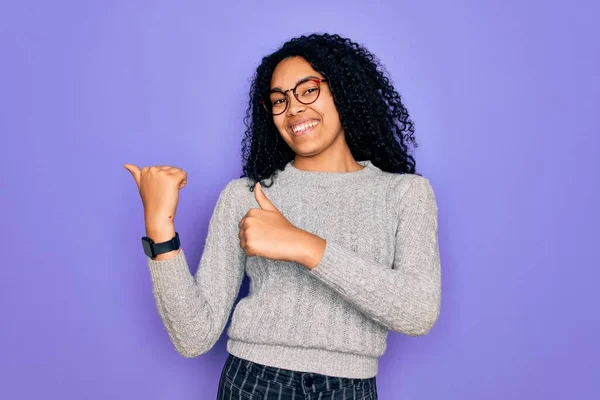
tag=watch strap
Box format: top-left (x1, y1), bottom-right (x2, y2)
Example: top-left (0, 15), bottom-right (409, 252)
top-left (142, 232), bottom-right (180, 259)
top-left (153, 232), bottom-right (180, 254)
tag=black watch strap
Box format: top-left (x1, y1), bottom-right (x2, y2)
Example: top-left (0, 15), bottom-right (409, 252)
top-left (142, 232), bottom-right (180, 259)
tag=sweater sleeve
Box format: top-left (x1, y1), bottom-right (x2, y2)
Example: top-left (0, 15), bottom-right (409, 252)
top-left (309, 176), bottom-right (441, 336)
top-left (146, 181), bottom-right (246, 357)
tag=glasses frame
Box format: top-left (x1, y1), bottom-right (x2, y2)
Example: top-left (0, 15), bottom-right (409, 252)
top-left (260, 78), bottom-right (328, 116)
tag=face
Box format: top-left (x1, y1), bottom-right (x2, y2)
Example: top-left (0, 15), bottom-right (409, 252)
top-left (268, 57), bottom-right (346, 159)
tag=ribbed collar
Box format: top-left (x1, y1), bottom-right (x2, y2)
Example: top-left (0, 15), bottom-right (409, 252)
top-left (275, 160), bottom-right (380, 186)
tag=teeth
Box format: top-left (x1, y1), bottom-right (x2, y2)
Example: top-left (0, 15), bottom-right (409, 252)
top-left (292, 120), bottom-right (318, 133)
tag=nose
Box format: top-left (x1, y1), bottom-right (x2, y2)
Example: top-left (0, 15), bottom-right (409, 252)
top-left (286, 94), bottom-right (306, 116)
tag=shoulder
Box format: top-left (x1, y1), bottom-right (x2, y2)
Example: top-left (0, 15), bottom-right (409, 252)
top-left (215, 177), bottom-right (256, 214)
top-left (219, 177), bottom-right (255, 204)
top-left (379, 172), bottom-right (437, 213)
top-left (392, 173), bottom-right (434, 197)
top-left (221, 177), bottom-right (254, 196)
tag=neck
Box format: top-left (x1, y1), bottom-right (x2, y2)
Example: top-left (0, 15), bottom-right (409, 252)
top-left (277, 159), bottom-right (378, 187)
top-left (292, 134), bottom-right (363, 173)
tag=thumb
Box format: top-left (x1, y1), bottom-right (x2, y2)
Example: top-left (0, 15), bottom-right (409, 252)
top-left (254, 182), bottom-right (277, 211)
top-left (123, 164), bottom-right (141, 189)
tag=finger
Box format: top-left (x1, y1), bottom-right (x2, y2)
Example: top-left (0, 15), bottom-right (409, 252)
top-left (254, 182), bottom-right (277, 211)
top-left (123, 164), bottom-right (141, 189)
top-left (178, 176), bottom-right (187, 190)
top-left (178, 170), bottom-right (187, 190)
top-left (164, 169), bottom-right (187, 189)
top-left (239, 228), bottom-right (247, 250)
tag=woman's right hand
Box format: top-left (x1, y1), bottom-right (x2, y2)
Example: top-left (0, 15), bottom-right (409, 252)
top-left (123, 164), bottom-right (187, 231)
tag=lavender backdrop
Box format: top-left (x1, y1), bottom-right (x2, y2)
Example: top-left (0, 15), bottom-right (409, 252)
top-left (1, 0), bottom-right (598, 399)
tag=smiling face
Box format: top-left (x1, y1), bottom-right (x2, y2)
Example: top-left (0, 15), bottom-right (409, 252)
top-left (269, 57), bottom-right (347, 160)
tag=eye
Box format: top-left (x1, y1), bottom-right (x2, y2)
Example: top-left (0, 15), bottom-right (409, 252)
top-left (269, 91), bottom-right (287, 106)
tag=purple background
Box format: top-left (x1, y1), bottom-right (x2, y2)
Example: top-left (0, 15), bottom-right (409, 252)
top-left (1, 0), bottom-right (598, 399)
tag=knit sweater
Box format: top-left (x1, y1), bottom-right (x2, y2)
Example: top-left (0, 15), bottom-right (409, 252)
top-left (147, 160), bottom-right (441, 379)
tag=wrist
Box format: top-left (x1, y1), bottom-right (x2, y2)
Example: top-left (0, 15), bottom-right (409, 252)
top-left (145, 223), bottom-right (176, 242)
top-left (293, 229), bottom-right (326, 270)
top-left (145, 211), bottom-right (175, 227)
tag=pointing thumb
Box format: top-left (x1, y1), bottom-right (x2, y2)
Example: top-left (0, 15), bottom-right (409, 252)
top-left (254, 182), bottom-right (277, 211)
top-left (123, 164), bottom-right (141, 189)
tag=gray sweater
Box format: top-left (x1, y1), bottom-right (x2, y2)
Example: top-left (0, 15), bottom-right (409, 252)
top-left (147, 160), bottom-right (441, 379)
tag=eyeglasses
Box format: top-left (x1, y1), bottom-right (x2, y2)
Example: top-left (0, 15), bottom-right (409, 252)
top-left (260, 78), bottom-right (328, 115)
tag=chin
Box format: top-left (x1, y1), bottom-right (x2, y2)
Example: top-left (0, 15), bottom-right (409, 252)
top-left (281, 129), bottom-right (341, 157)
top-left (289, 143), bottom-right (326, 157)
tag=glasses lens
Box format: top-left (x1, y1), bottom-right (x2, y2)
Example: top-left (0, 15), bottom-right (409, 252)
top-left (295, 80), bottom-right (320, 104)
top-left (268, 92), bottom-right (287, 115)
top-left (263, 80), bottom-right (322, 114)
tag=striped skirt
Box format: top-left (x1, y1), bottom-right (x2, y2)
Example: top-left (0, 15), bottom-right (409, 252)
top-left (217, 353), bottom-right (378, 399)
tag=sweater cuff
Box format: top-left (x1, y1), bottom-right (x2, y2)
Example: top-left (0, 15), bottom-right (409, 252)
top-left (147, 248), bottom-right (193, 292)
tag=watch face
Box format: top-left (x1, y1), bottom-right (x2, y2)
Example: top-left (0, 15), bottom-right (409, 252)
top-left (141, 238), bottom-right (155, 258)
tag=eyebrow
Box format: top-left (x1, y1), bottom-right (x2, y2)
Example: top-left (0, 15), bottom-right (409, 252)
top-left (270, 75), bottom-right (322, 92)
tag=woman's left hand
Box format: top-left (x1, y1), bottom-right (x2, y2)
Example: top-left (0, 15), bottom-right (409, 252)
top-left (238, 183), bottom-right (324, 267)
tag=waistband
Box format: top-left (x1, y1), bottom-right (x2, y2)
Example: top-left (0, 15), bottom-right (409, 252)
top-left (227, 339), bottom-right (378, 379)
top-left (225, 353), bottom-right (377, 394)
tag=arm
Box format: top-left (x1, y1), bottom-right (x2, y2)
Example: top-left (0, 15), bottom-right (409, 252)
top-left (308, 176), bottom-right (441, 335)
top-left (146, 181), bottom-right (246, 357)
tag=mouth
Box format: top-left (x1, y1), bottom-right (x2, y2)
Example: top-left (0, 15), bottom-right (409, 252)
top-left (289, 119), bottom-right (319, 137)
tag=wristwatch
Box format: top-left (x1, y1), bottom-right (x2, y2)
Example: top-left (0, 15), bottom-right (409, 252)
top-left (142, 232), bottom-right (180, 259)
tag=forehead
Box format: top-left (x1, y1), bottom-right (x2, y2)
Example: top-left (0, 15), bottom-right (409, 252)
top-left (270, 57), bottom-right (323, 88)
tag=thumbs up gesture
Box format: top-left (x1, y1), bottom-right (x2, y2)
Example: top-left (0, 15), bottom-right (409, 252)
top-left (239, 182), bottom-right (311, 263)
top-left (123, 164), bottom-right (187, 228)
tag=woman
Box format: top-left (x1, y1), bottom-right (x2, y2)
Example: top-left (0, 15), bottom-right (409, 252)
top-left (125, 33), bottom-right (441, 400)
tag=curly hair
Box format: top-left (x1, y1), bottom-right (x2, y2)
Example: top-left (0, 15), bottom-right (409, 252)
top-left (240, 33), bottom-right (418, 187)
